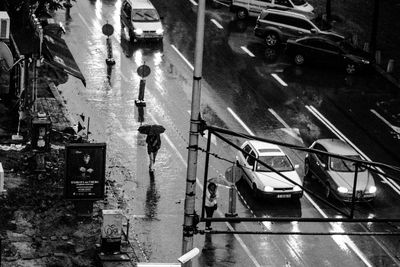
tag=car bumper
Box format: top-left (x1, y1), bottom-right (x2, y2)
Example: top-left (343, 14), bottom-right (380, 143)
top-left (336, 192), bottom-right (376, 202)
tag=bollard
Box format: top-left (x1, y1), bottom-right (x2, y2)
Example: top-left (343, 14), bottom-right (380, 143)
top-left (105, 37), bottom-right (115, 65)
top-left (387, 59), bottom-right (395, 73)
top-left (375, 50), bottom-right (381, 65)
top-left (126, 219), bottom-right (130, 242)
top-left (135, 79), bottom-right (146, 106)
top-left (225, 163), bottom-right (238, 217)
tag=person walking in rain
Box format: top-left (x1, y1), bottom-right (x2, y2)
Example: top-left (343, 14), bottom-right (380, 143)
top-left (146, 132), bottom-right (161, 172)
top-left (205, 182), bottom-right (218, 231)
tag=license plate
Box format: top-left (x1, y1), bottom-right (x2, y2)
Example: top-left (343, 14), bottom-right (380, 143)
top-left (277, 194), bottom-right (291, 198)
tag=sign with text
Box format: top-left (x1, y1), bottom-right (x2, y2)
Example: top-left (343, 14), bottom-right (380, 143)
top-left (64, 143), bottom-right (106, 200)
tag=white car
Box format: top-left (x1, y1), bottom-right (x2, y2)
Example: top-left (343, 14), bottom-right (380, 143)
top-left (120, 0), bottom-right (164, 42)
top-left (236, 140), bottom-right (303, 199)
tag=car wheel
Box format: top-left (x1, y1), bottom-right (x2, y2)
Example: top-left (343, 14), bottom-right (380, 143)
top-left (252, 183), bottom-right (260, 198)
top-left (345, 62), bottom-right (356, 74)
top-left (304, 159), bottom-right (312, 179)
top-left (294, 54), bottom-right (305, 65)
top-left (325, 184), bottom-right (331, 199)
top-left (264, 33), bottom-right (279, 47)
top-left (236, 8), bottom-right (248, 20)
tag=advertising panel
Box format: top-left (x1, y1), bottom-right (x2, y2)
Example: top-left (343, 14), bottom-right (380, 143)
top-left (64, 143), bottom-right (106, 200)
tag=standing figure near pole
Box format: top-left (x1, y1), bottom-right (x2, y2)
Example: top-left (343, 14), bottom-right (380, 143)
top-left (204, 182), bottom-right (218, 231)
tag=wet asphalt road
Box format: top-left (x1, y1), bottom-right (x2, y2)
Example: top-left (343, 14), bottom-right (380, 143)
top-left (52, 0), bottom-right (400, 266)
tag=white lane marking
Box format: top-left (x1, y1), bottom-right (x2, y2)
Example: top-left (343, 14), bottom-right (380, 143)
top-left (271, 73), bottom-right (288, 87)
top-left (171, 45), bottom-right (194, 71)
top-left (148, 113), bottom-right (260, 267)
top-left (371, 109), bottom-right (400, 134)
top-left (210, 19), bottom-right (223, 29)
top-left (268, 108), bottom-right (302, 142)
top-left (306, 105), bottom-right (400, 265)
top-left (241, 46), bottom-right (255, 57)
top-left (227, 107), bottom-right (255, 136)
top-left (306, 105), bottom-right (400, 194)
top-left (77, 13), bottom-right (93, 34)
top-left (228, 108), bottom-right (373, 267)
top-left (189, 0), bottom-right (198, 6)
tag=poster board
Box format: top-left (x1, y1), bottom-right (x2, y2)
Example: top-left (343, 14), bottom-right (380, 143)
top-left (64, 143), bottom-right (106, 200)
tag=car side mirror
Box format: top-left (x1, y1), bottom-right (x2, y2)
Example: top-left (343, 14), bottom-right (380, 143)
top-left (294, 164), bottom-right (299, 169)
top-left (310, 28), bottom-right (317, 34)
top-left (320, 163), bottom-right (327, 169)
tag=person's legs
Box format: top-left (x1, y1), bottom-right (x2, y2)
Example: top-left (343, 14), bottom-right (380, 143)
top-left (153, 150), bottom-right (158, 164)
top-left (205, 206), bottom-right (215, 229)
top-left (148, 152), bottom-right (154, 170)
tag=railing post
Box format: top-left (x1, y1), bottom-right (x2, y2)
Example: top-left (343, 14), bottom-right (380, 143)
top-left (350, 163), bottom-right (359, 218)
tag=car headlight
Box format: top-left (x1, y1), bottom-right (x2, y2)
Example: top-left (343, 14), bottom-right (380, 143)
top-left (263, 186), bottom-right (274, 192)
top-left (361, 59), bottom-right (370, 64)
top-left (368, 186), bottom-right (377, 194)
top-left (337, 186), bottom-right (349, 193)
top-left (293, 185), bottom-right (302, 191)
top-left (156, 28), bottom-right (164, 35)
top-left (134, 28), bottom-right (143, 35)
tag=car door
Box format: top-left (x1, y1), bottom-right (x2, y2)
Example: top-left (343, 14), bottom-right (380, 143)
top-left (244, 149), bottom-right (257, 186)
top-left (238, 144), bottom-right (254, 185)
top-left (310, 143), bottom-right (329, 183)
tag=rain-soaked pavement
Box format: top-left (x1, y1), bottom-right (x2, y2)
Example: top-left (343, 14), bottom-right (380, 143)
top-left (51, 0), bottom-right (400, 266)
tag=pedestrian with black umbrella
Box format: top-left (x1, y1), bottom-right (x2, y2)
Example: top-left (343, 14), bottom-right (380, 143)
top-left (138, 124), bottom-right (165, 172)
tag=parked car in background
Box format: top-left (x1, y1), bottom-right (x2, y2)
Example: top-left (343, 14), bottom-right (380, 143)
top-left (305, 139), bottom-right (377, 202)
top-left (120, 0), bottom-right (164, 42)
top-left (236, 140), bottom-right (303, 199)
top-left (286, 36), bottom-right (372, 74)
top-left (230, 0), bottom-right (314, 20)
top-left (254, 9), bottom-right (344, 47)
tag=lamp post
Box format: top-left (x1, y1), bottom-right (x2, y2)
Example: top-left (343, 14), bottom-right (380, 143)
top-left (181, 0), bottom-right (206, 265)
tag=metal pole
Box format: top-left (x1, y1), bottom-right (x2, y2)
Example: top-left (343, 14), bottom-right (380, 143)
top-left (225, 162), bottom-right (237, 217)
top-left (201, 129), bottom-right (212, 220)
top-left (182, 0), bottom-right (206, 265)
top-left (350, 163), bottom-right (359, 218)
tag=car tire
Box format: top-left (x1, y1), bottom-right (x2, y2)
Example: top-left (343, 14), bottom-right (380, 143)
top-left (325, 184), bottom-right (331, 199)
top-left (345, 62), bottom-right (356, 74)
top-left (252, 183), bottom-right (260, 198)
top-left (264, 32), bottom-right (279, 47)
top-left (304, 159), bottom-right (312, 179)
top-left (236, 8), bottom-right (248, 20)
top-left (294, 54), bottom-right (305, 65)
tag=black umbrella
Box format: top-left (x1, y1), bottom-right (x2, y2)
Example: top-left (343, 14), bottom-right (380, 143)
top-left (138, 124), bottom-right (166, 135)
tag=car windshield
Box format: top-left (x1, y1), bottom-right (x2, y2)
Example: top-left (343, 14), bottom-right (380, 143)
top-left (330, 155), bottom-right (366, 172)
top-left (256, 156), bottom-right (294, 172)
top-left (132, 9), bottom-right (160, 22)
top-left (292, 0), bottom-right (307, 6)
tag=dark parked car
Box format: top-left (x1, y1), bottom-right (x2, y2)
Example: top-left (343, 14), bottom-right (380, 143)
top-left (286, 36), bottom-right (372, 74)
top-left (305, 139), bottom-right (376, 202)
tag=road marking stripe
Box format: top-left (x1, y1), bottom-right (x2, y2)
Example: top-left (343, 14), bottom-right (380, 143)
top-left (306, 105), bottom-right (400, 194)
top-left (210, 19), bottom-right (223, 29)
top-left (268, 108), bottom-right (302, 142)
top-left (227, 107), bottom-right (255, 136)
top-left (171, 45), bottom-right (194, 71)
top-left (188, 0), bottom-right (198, 6)
top-left (241, 46), bottom-right (255, 57)
top-left (148, 113), bottom-right (260, 266)
top-left (371, 109), bottom-right (400, 134)
top-left (271, 73), bottom-right (287, 87)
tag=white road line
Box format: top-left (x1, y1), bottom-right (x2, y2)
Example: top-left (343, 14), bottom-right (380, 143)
top-left (268, 108), bottom-right (302, 142)
top-left (306, 105), bottom-right (400, 265)
top-left (188, 0), bottom-right (198, 5)
top-left (371, 109), bottom-right (400, 134)
top-left (241, 46), bottom-right (255, 57)
top-left (306, 105), bottom-right (400, 194)
top-left (148, 113), bottom-right (260, 267)
top-left (271, 73), bottom-right (288, 87)
top-left (210, 19), bottom-right (223, 29)
top-left (227, 107), bottom-right (255, 136)
top-left (171, 45), bottom-right (194, 71)
top-left (228, 108), bottom-right (373, 267)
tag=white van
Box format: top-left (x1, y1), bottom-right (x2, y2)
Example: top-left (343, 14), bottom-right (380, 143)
top-left (230, 0), bottom-right (314, 20)
top-left (120, 0), bottom-right (164, 42)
